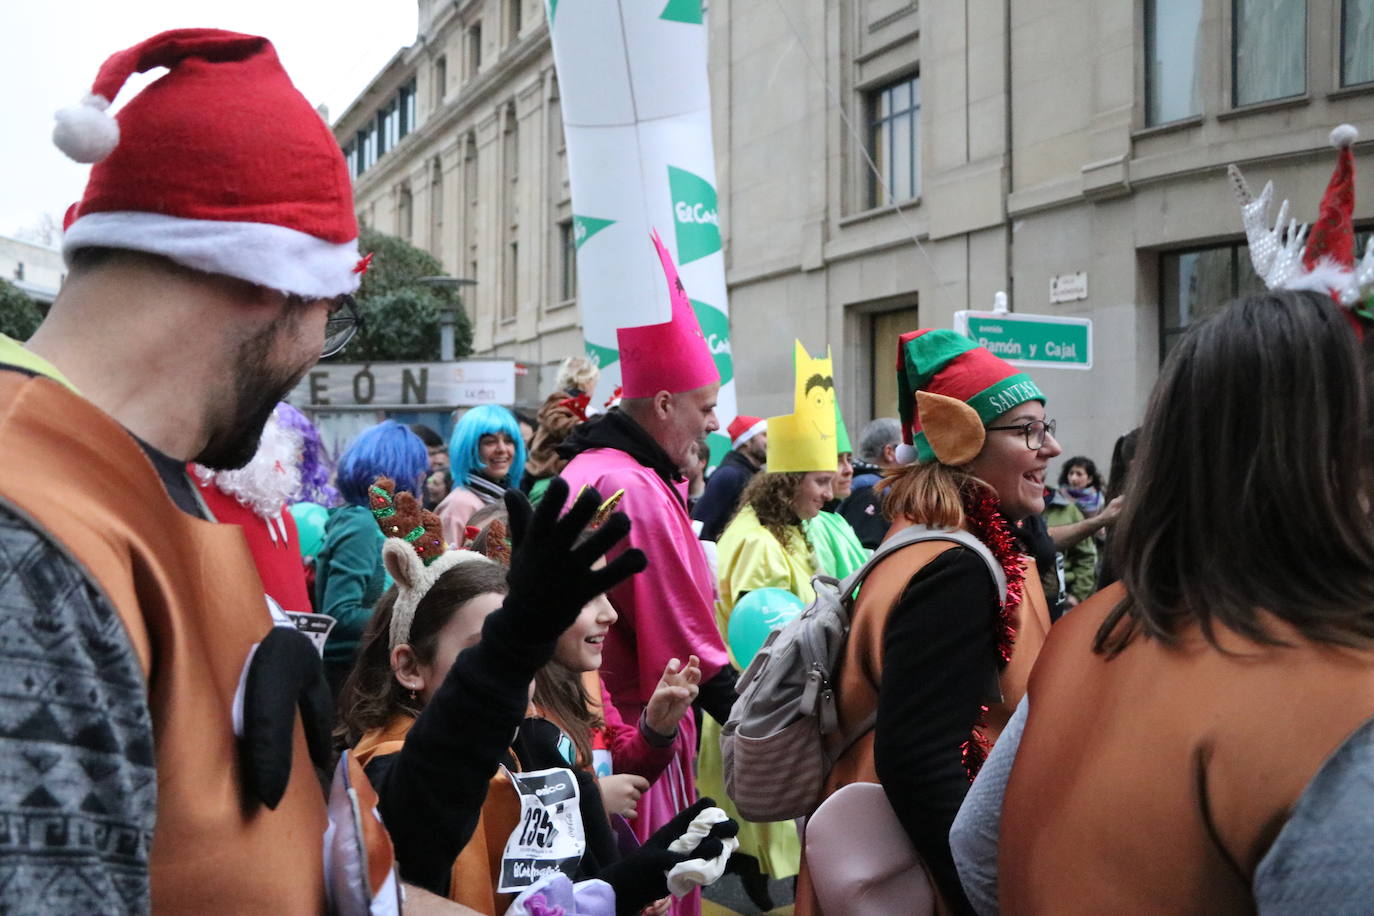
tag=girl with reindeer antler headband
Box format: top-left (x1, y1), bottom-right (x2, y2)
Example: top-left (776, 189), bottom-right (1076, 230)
top-left (337, 477), bottom-right (738, 916)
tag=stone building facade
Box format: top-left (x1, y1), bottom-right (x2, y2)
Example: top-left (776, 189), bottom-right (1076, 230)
top-left (337, 0), bottom-right (1373, 463)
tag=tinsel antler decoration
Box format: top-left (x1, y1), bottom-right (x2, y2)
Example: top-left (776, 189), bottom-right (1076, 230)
top-left (1228, 125), bottom-right (1374, 309)
top-left (370, 476), bottom-right (489, 649)
top-left (1228, 165), bottom-right (1309, 293)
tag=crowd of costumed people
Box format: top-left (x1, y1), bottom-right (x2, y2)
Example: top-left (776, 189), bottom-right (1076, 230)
top-left (2, 22), bottom-right (1374, 916)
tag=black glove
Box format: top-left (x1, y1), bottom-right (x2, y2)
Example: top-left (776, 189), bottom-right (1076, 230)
top-left (480, 478), bottom-right (647, 680)
top-left (598, 798), bottom-right (740, 915)
top-left (240, 625), bottom-right (333, 809)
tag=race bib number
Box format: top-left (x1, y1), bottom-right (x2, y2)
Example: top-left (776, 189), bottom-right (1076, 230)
top-left (286, 611), bottom-right (336, 657)
top-left (496, 766), bottom-right (586, 893)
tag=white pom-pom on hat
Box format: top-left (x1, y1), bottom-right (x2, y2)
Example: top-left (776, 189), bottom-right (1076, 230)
top-left (1330, 124), bottom-right (1359, 149)
top-left (53, 94), bottom-right (119, 163)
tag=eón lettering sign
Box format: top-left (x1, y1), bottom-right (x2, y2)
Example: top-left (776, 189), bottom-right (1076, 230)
top-left (289, 361), bottom-right (517, 408)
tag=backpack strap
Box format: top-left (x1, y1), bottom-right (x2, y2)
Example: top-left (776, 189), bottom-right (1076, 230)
top-left (823, 525), bottom-right (1009, 766)
top-left (839, 524), bottom-right (1007, 607)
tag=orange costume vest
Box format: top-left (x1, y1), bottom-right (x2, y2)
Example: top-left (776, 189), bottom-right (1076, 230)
top-left (795, 529), bottom-right (1052, 916)
top-left (354, 715), bottom-right (522, 915)
top-left (998, 584), bottom-right (1374, 914)
top-left (0, 372), bottom-right (328, 913)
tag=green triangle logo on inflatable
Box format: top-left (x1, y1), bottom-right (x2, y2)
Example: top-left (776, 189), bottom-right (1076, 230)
top-left (661, 0), bottom-right (703, 24)
top-left (690, 298), bottom-right (733, 385)
top-left (573, 215), bottom-right (615, 250)
top-left (668, 166), bottom-right (721, 265)
top-left (546, 0), bottom-right (559, 24)
top-left (585, 340), bottom-right (619, 369)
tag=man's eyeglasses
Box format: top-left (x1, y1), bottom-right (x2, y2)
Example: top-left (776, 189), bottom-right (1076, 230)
top-left (985, 418), bottom-right (1057, 451)
top-left (322, 295), bottom-right (362, 358)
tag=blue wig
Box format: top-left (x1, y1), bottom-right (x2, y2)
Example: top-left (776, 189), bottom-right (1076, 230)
top-left (336, 420), bottom-right (430, 507)
top-left (449, 405), bottom-right (527, 489)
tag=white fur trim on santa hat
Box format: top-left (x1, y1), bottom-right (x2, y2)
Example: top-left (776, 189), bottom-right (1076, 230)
top-left (63, 211), bottom-right (361, 298)
top-left (731, 419), bottom-right (767, 450)
top-left (1330, 124), bottom-right (1359, 149)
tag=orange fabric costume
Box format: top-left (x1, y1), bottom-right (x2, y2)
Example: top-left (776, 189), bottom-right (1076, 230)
top-left (0, 371), bottom-right (329, 912)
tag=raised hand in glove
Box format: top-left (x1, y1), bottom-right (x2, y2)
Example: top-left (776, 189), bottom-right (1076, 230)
top-left (481, 478), bottom-right (647, 681)
top-left (598, 798), bottom-right (741, 915)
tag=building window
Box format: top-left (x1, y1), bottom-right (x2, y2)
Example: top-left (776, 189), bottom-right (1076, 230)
top-left (431, 158), bottom-right (444, 259)
top-left (398, 185), bottom-right (414, 242)
top-left (503, 242), bottom-right (519, 321)
top-left (343, 141), bottom-right (357, 178)
top-left (1343, 0), bottom-right (1374, 86)
top-left (559, 220), bottom-right (576, 301)
top-left (507, 0), bottom-right (522, 44)
top-left (14, 263), bottom-right (24, 282)
top-left (502, 107), bottom-right (519, 322)
top-left (869, 305), bottom-right (921, 418)
top-left (1163, 230), bottom-right (1374, 357)
top-left (1145, 0), bottom-right (1204, 125)
top-left (464, 134), bottom-right (479, 306)
top-left (1233, 0), bottom-right (1306, 106)
top-left (433, 56), bottom-right (447, 106)
top-left (357, 126), bottom-right (377, 174)
top-left (399, 79), bottom-right (417, 138)
top-left (467, 24), bottom-right (483, 79)
top-left (867, 74), bottom-right (919, 208)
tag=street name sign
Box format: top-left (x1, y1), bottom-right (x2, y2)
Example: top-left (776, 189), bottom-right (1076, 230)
top-left (953, 311), bottom-right (1092, 370)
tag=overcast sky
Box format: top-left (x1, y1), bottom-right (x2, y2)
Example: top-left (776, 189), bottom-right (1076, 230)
top-left (0, 0), bottom-right (418, 241)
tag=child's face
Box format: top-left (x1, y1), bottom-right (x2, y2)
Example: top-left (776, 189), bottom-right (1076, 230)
top-left (553, 594), bottom-right (618, 672)
top-left (1067, 466), bottom-right (1091, 489)
top-left (412, 592), bottom-right (505, 704)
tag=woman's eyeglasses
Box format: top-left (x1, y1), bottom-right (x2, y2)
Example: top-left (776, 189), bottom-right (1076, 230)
top-left (322, 295), bottom-right (362, 358)
top-left (985, 418), bottom-right (1057, 451)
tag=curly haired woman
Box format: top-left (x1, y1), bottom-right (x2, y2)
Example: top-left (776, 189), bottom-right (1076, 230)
top-left (697, 391), bottom-right (839, 910)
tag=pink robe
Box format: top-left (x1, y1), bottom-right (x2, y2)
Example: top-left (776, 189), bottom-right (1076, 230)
top-left (559, 448), bottom-right (730, 915)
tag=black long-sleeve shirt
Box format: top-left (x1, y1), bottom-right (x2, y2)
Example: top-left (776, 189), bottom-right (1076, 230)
top-left (363, 625), bottom-right (553, 894)
top-left (872, 547), bottom-right (998, 916)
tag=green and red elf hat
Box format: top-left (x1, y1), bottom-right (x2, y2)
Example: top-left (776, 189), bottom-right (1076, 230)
top-left (897, 329), bottom-right (1045, 465)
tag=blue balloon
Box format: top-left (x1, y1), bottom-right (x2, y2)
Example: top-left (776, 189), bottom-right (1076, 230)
top-left (728, 587), bottom-right (805, 667)
top-left (290, 502), bottom-right (329, 559)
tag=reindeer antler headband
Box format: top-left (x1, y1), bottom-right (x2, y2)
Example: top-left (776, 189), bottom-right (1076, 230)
top-left (369, 477), bottom-right (491, 650)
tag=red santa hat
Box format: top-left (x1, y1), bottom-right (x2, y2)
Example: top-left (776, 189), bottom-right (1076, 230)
top-left (1230, 124), bottom-right (1374, 315)
top-left (616, 231), bottom-right (720, 399)
top-left (53, 29), bottom-right (363, 299)
top-left (728, 414), bottom-right (766, 449)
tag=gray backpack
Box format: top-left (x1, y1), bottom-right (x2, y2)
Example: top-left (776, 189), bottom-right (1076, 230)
top-left (719, 525), bottom-right (1007, 822)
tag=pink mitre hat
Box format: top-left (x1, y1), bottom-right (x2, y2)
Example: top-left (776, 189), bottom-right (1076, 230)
top-left (617, 230), bottom-right (720, 399)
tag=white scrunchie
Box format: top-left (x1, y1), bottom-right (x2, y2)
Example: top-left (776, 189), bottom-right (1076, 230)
top-left (664, 807), bottom-right (739, 898)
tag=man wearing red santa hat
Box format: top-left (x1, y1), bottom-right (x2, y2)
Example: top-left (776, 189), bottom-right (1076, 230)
top-left (0, 29), bottom-right (416, 914)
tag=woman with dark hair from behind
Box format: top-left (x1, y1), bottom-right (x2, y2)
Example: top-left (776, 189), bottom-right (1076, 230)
top-left (950, 290), bottom-right (1374, 912)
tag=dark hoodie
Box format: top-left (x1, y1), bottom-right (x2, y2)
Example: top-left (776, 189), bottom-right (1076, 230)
top-left (691, 449), bottom-right (761, 542)
top-left (555, 409), bottom-right (684, 493)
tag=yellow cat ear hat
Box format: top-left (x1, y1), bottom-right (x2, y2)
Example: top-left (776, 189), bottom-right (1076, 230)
top-left (766, 340), bottom-right (838, 473)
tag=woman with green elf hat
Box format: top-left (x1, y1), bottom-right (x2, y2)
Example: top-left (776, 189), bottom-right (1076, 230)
top-left (795, 328), bottom-right (1058, 916)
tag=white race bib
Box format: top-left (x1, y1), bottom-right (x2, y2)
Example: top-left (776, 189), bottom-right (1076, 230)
top-left (496, 766), bottom-right (587, 893)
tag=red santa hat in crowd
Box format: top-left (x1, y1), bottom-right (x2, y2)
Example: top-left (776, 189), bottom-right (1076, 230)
top-left (727, 415), bottom-right (766, 449)
top-left (53, 28), bottom-right (364, 298)
top-left (616, 230), bottom-right (721, 399)
top-left (1229, 124), bottom-right (1374, 320)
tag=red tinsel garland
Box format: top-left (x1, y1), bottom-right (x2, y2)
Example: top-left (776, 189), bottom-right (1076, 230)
top-left (956, 485), bottom-right (1027, 779)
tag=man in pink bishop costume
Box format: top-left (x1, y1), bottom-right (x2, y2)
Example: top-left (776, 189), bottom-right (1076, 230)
top-left (556, 231), bottom-right (733, 915)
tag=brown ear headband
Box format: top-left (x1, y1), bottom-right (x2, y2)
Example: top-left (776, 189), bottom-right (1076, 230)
top-left (916, 391), bottom-right (986, 466)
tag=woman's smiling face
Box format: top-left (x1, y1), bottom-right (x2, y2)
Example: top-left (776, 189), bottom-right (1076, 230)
top-left (477, 432), bottom-right (515, 481)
